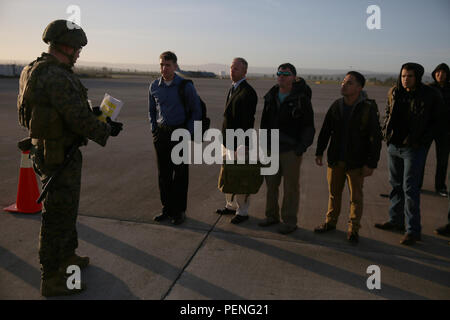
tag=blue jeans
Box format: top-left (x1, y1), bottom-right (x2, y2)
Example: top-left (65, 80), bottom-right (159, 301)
top-left (387, 144), bottom-right (427, 236)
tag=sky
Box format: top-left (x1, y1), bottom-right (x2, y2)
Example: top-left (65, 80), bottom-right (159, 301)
top-left (0, 0), bottom-right (449, 73)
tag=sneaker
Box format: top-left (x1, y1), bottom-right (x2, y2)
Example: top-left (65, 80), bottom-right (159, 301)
top-left (436, 189), bottom-right (448, 197)
top-left (258, 217), bottom-right (280, 227)
top-left (277, 224), bottom-right (297, 235)
top-left (434, 224), bottom-right (450, 237)
top-left (374, 221), bottom-right (405, 232)
top-left (347, 232), bottom-right (359, 244)
top-left (314, 222), bottom-right (336, 233)
top-left (400, 233), bottom-right (421, 246)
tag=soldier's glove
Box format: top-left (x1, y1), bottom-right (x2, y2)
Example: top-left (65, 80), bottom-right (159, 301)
top-left (106, 117), bottom-right (123, 137)
top-left (91, 105), bottom-right (103, 117)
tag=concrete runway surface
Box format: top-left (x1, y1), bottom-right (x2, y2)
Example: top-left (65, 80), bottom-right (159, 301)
top-left (0, 77), bottom-right (449, 300)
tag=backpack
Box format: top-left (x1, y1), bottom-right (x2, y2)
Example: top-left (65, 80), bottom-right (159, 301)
top-left (178, 79), bottom-right (210, 138)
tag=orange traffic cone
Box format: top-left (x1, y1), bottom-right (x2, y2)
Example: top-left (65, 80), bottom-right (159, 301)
top-left (4, 150), bottom-right (42, 214)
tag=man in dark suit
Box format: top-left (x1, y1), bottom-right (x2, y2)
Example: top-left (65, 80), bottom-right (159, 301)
top-left (216, 57), bottom-right (258, 224)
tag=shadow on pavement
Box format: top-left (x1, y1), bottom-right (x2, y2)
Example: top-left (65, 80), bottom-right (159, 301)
top-left (0, 245), bottom-right (40, 291)
top-left (77, 222), bottom-right (243, 300)
top-left (50, 265), bottom-right (139, 300)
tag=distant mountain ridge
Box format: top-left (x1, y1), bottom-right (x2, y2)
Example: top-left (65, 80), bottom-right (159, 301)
top-left (0, 59), bottom-right (390, 75)
top-left (4, 59), bottom-right (431, 81)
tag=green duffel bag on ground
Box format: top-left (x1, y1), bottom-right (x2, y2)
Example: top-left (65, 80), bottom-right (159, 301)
top-left (218, 162), bottom-right (264, 195)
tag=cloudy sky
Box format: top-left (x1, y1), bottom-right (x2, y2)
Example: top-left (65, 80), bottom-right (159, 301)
top-left (1, 0), bottom-right (449, 73)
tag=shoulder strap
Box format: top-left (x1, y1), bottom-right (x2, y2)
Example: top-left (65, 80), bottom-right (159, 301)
top-left (178, 79), bottom-right (193, 124)
top-left (360, 100), bottom-right (375, 128)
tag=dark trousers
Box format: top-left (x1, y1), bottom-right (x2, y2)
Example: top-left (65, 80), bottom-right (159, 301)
top-left (153, 125), bottom-right (189, 217)
top-left (387, 144), bottom-right (427, 236)
top-left (420, 135), bottom-right (449, 191)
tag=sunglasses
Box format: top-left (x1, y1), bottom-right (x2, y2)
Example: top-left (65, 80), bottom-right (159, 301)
top-left (277, 71), bottom-right (293, 76)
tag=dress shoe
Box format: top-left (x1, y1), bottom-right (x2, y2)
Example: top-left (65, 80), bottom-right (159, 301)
top-left (277, 223), bottom-right (297, 235)
top-left (374, 221), bottom-right (405, 232)
top-left (347, 231), bottom-right (359, 244)
top-left (400, 233), bottom-right (421, 246)
top-left (230, 214), bottom-right (248, 224)
top-left (258, 217), bottom-right (280, 227)
top-left (216, 207), bottom-right (236, 215)
top-left (314, 222), bottom-right (336, 233)
top-left (171, 212), bottom-right (186, 225)
top-left (154, 212), bottom-right (169, 222)
top-left (434, 224), bottom-right (450, 237)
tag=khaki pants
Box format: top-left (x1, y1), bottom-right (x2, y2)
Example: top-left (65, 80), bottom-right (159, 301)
top-left (265, 151), bottom-right (302, 226)
top-left (326, 161), bottom-right (364, 233)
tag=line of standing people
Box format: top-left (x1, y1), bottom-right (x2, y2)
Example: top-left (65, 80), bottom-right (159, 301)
top-left (148, 51), bottom-right (449, 248)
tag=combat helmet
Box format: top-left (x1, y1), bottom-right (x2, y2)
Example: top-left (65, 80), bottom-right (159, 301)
top-left (42, 19), bottom-right (87, 49)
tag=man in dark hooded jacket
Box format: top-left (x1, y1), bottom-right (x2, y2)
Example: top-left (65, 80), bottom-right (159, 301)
top-left (430, 63), bottom-right (450, 237)
top-left (375, 62), bottom-right (444, 245)
top-left (259, 63), bottom-right (315, 234)
top-left (421, 63), bottom-right (450, 197)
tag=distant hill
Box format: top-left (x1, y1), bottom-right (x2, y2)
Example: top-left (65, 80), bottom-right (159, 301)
top-left (0, 59), bottom-right (432, 82)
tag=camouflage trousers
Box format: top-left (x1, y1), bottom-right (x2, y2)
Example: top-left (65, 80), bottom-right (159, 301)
top-left (30, 146), bottom-right (82, 279)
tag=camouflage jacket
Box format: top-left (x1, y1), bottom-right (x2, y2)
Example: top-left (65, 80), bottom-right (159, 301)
top-left (17, 53), bottom-right (111, 164)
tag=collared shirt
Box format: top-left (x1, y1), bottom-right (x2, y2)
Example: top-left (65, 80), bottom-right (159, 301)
top-left (231, 77), bottom-right (246, 90)
top-left (148, 73), bottom-right (202, 135)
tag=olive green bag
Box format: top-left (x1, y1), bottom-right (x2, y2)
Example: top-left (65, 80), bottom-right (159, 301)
top-left (218, 162), bottom-right (264, 195)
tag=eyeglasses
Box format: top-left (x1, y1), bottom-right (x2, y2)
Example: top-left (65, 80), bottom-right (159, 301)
top-left (277, 71), bottom-right (292, 76)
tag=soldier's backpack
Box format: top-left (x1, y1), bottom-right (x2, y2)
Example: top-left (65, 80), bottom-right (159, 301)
top-left (178, 79), bottom-right (210, 138)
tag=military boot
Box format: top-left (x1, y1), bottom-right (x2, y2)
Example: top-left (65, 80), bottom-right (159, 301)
top-left (40, 271), bottom-right (86, 297)
top-left (59, 254), bottom-right (90, 273)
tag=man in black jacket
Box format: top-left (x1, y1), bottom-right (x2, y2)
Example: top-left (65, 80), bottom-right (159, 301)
top-left (314, 71), bottom-right (382, 244)
top-left (259, 63), bottom-right (315, 234)
top-left (422, 63), bottom-right (450, 197)
top-left (216, 57), bottom-right (258, 224)
top-left (375, 62), bottom-right (443, 245)
top-left (431, 63), bottom-right (450, 236)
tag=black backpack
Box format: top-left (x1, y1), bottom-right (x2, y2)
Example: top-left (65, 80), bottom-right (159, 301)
top-left (178, 79), bottom-right (210, 138)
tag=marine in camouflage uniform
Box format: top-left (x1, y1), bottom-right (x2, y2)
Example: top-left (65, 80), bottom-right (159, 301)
top-left (17, 20), bottom-right (123, 296)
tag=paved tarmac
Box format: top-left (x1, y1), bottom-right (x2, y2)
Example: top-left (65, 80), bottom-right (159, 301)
top-left (0, 77), bottom-right (449, 300)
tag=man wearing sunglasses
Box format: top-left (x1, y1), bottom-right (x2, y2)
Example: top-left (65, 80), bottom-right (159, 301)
top-left (259, 63), bottom-right (315, 234)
